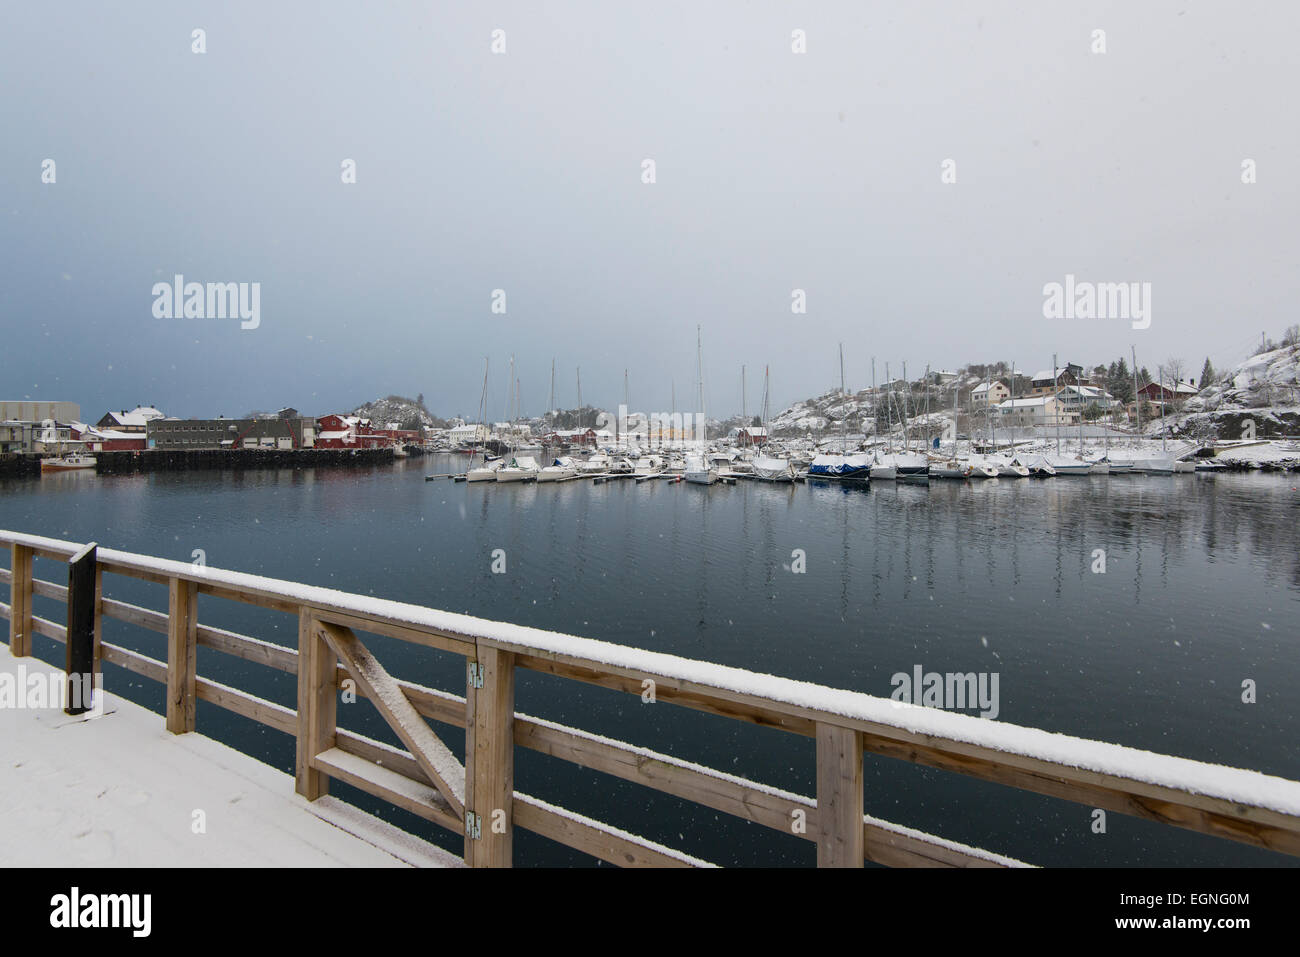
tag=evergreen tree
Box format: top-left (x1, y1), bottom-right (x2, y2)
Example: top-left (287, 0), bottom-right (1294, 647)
top-left (1199, 358), bottom-right (1215, 389)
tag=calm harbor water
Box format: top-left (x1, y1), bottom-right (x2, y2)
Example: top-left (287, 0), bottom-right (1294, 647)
top-left (3, 457), bottom-right (1298, 866)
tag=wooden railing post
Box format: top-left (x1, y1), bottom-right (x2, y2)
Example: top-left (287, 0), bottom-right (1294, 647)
top-left (465, 647), bottom-right (516, 867)
top-left (8, 544), bottom-right (32, 657)
top-left (64, 542), bottom-right (97, 715)
top-left (165, 576), bottom-right (198, 733)
top-left (296, 610), bottom-right (336, 800)
top-left (816, 722), bottom-right (864, 867)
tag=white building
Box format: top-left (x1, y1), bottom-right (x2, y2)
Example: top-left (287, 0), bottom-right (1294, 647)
top-left (970, 381), bottom-right (1010, 408)
top-left (995, 395), bottom-right (1078, 427)
top-left (1056, 384), bottom-right (1117, 412)
top-left (449, 424), bottom-right (489, 445)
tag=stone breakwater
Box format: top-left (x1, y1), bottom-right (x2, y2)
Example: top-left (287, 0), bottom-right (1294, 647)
top-left (95, 447), bottom-right (396, 474)
top-left (0, 454), bottom-right (40, 478)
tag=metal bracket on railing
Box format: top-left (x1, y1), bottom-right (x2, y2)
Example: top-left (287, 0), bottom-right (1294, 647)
top-left (465, 811), bottom-right (481, 840)
top-left (468, 662), bottom-right (484, 689)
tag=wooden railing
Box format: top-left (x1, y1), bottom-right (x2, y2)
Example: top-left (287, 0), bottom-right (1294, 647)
top-left (4, 528), bottom-right (1299, 867)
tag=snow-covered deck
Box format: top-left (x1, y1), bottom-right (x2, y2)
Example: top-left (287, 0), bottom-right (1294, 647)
top-left (0, 643), bottom-right (460, 868)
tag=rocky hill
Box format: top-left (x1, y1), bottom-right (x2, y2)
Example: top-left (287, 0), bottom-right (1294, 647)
top-left (352, 395), bottom-right (441, 430)
top-left (1178, 345), bottom-right (1300, 438)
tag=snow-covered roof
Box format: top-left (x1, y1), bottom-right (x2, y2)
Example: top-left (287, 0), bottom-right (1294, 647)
top-left (998, 396), bottom-right (1055, 409)
top-left (972, 381), bottom-right (1006, 395)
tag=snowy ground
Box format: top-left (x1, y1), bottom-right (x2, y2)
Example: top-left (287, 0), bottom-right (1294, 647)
top-left (0, 643), bottom-right (460, 868)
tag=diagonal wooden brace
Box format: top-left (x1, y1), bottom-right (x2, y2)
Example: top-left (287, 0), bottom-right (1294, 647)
top-left (316, 620), bottom-right (466, 818)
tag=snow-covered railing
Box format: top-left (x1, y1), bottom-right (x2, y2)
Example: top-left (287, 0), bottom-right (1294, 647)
top-left (4, 528), bottom-right (1299, 867)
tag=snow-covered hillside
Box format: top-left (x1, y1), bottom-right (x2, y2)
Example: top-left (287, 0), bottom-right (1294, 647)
top-left (352, 395), bottom-right (438, 430)
top-left (1180, 345), bottom-right (1300, 438)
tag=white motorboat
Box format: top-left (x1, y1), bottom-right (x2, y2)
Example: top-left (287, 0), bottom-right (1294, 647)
top-left (1173, 460), bottom-right (1196, 473)
top-left (576, 453), bottom-right (610, 474)
top-left (808, 452), bottom-right (871, 481)
top-left (1024, 457), bottom-right (1057, 477)
top-left (868, 453), bottom-right (897, 480)
top-left (989, 455), bottom-right (1030, 477)
top-left (496, 455), bottom-right (540, 482)
top-left (878, 451), bottom-right (929, 477)
top-left (684, 454), bottom-right (718, 485)
top-left (962, 457), bottom-right (1000, 479)
top-left (751, 455), bottom-right (794, 482)
top-left (466, 459), bottom-right (503, 482)
top-left (1039, 455), bottom-right (1093, 476)
top-left (1127, 455), bottom-right (1175, 475)
top-left (537, 457), bottom-right (577, 482)
top-left (927, 454), bottom-right (969, 478)
top-left (41, 453), bottom-right (97, 472)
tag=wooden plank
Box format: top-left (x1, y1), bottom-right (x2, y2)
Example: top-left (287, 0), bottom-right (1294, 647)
top-left (312, 747), bottom-right (460, 833)
top-left (32, 614), bottom-right (65, 642)
top-left (31, 577), bottom-right (68, 602)
top-left (514, 716), bottom-right (808, 835)
top-left (100, 641), bottom-right (168, 683)
top-left (296, 611), bottom-right (336, 800)
top-left (196, 581), bottom-right (299, 614)
top-left (512, 794), bottom-right (709, 867)
top-left (316, 621), bottom-right (465, 817)
top-left (9, 544), bottom-right (32, 657)
top-left (97, 559), bottom-right (170, 586)
top-left (513, 654), bottom-right (815, 736)
top-left (198, 624), bottom-right (297, 673)
top-left (101, 597), bottom-right (168, 633)
top-left (0, 566), bottom-right (9, 586)
top-left (336, 729), bottom-right (424, 782)
top-left (864, 735), bottom-right (1300, 856)
top-left (166, 577), bottom-right (198, 733)
top-left (465, 649), bottom-right (515, 866)
top-left (863, 821), bottom-right (1020, 868)
top-left (196, 676), bottom-right (297, 735)
top-left (816, 723), bottom-right (864, 867)
top-left (334, 665), bottom-right (466, 727)
top-left (312, 607), bottom-right (475, 658)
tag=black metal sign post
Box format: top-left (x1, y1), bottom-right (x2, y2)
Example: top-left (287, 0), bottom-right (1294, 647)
top-left (65, 541), bottom-right (97, 715)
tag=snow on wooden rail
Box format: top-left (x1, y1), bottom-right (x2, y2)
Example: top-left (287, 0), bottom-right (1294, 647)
top-left (3, 528), bottom-right (1300, 866)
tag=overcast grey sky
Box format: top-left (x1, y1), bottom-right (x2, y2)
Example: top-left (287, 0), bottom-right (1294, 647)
top-left (2, 1), bottom-right (1296, 421)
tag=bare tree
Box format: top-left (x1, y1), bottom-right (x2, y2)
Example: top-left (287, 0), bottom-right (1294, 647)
top-left (1163, 356), bottom-right (1187, 386)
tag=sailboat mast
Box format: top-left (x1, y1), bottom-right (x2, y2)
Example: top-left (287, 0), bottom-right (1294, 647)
top-left (697, 325), bottom-right (706, 447)
top-left (1053, 353), bottom-right (1061, 454)
top-left (762, 366), bottom-right (771, 435)
top-left (884, 362), bottom-right (893, 453)
top-left (1131, 345), bottom-right (1140, 441)
top-left (924, 364), bottom-right (931, 450)
top-left (902, 361), bottom-right (910, 452)
top-left (1159, 365), bottom-right (1167, 454)
top-left (839, 344), bottom-right (846, 452)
